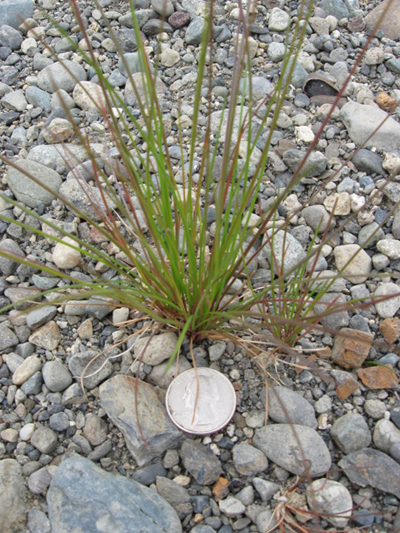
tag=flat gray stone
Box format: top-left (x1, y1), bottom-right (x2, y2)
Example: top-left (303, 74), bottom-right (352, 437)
top-left (340, 101), bottom-right (400, 151)
top-left (253, 424), bottom-right (332, 476)
top-left (31, 426), bottom-right (58, 454)
top-left (47, 455), bottom-right (182, 533)
top-left (331, 412), bottom-right (371, 454)
top-left (7, 159), bottom-right (62, 208)
top-left (339, 448), bottom-right (400, 498)
top-left (0, 459), bottom-right (26, 533)
top-left (100, 375), bottom-right (183, 466)
top-left (373, 419), bottom-right (400, 454)
top-left (37, 60), bottom-right (86, 93)
top-left (26, 305), bottom-right (57, 330)
top-left (267, 386), bottom-right (317, 428)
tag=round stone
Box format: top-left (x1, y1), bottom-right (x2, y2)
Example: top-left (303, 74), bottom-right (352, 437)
top-left (52, 237), bottom-right (81, 269)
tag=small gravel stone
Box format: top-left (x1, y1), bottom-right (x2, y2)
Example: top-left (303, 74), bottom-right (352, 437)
top-left (42, 360), bottom-right (73, 392)
top-left (306, 479), bottom-right (352, 528)
top-left (331, 412), bottom-right (371, 454)
top-left (232, 443), bottom-right (268, 476)
top-left (31, 426), bottom-right (58, 454)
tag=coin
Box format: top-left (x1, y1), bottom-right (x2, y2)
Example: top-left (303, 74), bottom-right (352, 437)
top-left (165, 367), bottom-right (237, 435)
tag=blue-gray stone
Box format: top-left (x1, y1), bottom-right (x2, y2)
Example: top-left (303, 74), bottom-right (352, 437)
top-left (386, 57), bottom-right (400, 74)
top-left (318, 0), bottom-right (349, 18)
top-left (0, 24), bottom-right (22, 49)
top-left (25, 86), bottom-right (51, 112)
top-left (0, 0), bottom-right (33, 29)
top-left (185, 17), bottom-right (204, 45)
top-left (47, 455), bottom-right (182, 533)
top-left (21, 371), bottom-right (42, 395)
top-left (353, 149), bottom-right (384, 175)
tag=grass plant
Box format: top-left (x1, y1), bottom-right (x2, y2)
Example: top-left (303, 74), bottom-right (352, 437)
top-left (0, 0), bottom-right (398, 374)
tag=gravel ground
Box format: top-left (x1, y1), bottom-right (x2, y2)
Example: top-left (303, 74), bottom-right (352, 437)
top-left (1, 0), bottom-right (400, 532)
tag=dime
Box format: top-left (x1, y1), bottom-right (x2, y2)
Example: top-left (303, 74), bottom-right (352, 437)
top-left (166, 367), bottom-right (237, 435)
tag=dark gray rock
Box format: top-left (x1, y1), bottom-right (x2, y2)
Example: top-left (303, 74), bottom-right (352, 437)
top-left (142, 19), bottom-right (173, 35)
top-left (386, 57), bottom-right (400, 74)
top-left (132, 463), bottom-right (167, 486)
top-left (180, 439), bottom-right (222, 485)
top-left (352, 149), bottom-right (384, 175)
top-left (267, 386), bottom-right (317, 428)
top-left (283, 149), bottom-right (327, 177)
top-left (155, 476), bottom-right (192, 518)
top-left (47, 455), bottom-right (182, 532)
top-left (253, 424), bottom-right (332, 476)
top-left (331, 413), bottom-right (371, 454)
top-left (339, 448), bottom-right (400, 497)
top-left (100, 375), bottom-right (183, 466)
top-left (0, 459), bottom-right (27, 532)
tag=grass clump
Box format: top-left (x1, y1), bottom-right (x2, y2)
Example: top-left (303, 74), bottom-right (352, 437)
top-left (0, 0), bottom-right (398, 374)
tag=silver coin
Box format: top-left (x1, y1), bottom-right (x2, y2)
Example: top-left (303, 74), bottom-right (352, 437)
top-left (165, 367), bottom-right (237, 435)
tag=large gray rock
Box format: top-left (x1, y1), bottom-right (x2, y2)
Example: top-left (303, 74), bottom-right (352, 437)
top-left (267, 386), bottom-right (317, 428)
top-left (339, 448), bottom-right (400, 498)
top-left (0, 0), bottom-right (33, 29)
top-left (0, 459), bottom-right (26, 532)
top-left (253, 424), bottom-right (332, 476)
top-left (100, 375), bottom-right (183, 466)
top-left (340, 101), bottom-right (400, 151)
top-left (7, 159), bottom-right (62, 208)
top-left (37, 60), bottom-right (86, 93)
top-left (47, 455), bottom-right (182, 533)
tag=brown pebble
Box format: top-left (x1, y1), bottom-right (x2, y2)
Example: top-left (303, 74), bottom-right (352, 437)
top-left (357, 365), bottom-right (398, 389)
top-left (379, 317), bottom-right (400, 345)
top-left (336, 377), bottom-right (360, 401)
top-left (213, 477), bottom-right (230, 502)
top-left (375, 92), bottom-right (398, 113)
